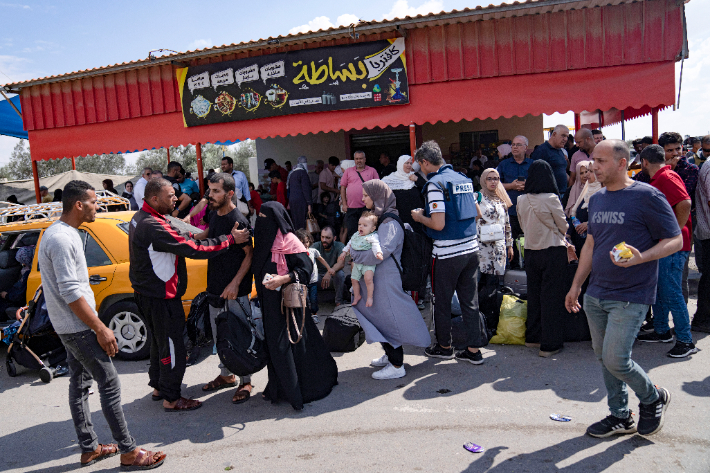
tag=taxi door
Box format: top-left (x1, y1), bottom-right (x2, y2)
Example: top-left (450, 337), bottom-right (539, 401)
top-left (77, 228), bottom-right (116, 302)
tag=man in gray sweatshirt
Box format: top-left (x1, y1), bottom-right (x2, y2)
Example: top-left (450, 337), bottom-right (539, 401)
top-left (38, 180), bottom-right (165, 470)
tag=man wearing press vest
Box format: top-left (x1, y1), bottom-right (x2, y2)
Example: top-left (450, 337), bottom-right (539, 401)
top-left (411, 141), bottom-right (488, 365)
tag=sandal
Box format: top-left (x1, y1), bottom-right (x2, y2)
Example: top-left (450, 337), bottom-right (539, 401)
top-left (202, 375), bottom-right (237, 392)
top-left (81, 443), bottom-right (118, 466)
top-left (120, 448), bottom-right (166, 471)
top-left (232, 384), bottom-right (252, 405)
top-left (151, 393), bottom-right (163, 401)
top-left (164, 397), bottom-right (202, 412)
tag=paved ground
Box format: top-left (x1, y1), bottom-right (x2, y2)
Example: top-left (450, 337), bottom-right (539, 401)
top-left (1, 267), bottom-right (708, 472)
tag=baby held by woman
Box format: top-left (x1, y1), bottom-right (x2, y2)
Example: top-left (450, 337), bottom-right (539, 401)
top-left (338, 212), bottom-right (382, 307)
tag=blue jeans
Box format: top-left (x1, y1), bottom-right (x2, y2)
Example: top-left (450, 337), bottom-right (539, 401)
top-left (653, 251), bottom-right (693, 343)
top-left (58, 330), bottom-right (137, 454)
top-left (584, 295), bottom-right (659, 419)
top-left (308, 283), bottom-right (319, 314)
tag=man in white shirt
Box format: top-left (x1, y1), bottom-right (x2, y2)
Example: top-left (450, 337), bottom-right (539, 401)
top-left (133, 167), bottom-right (152, 209)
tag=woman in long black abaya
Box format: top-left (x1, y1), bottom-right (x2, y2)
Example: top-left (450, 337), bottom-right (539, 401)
top-left (253, 202), bottom-right (338, 410)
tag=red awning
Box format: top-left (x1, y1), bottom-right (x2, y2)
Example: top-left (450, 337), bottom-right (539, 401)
top-left (579, 104), bottom-right (672, 129)
top-left (28, 61), bottom-right (675, 161)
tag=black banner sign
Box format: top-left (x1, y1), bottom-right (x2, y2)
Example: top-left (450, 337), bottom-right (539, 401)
top-left (177, 38), bottom-right (409, 127)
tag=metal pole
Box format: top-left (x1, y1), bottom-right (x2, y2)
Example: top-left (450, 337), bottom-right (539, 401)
top-left (574, 113), bottom-right (581, 132)
top-left (621, 110), bottom-right (625, 142)
top-left (652, 107), bottom-right (659, 144)
top-left (166, 147), bottom-right (170, 163)
top-left (32, 160), bottom-right (41, 203)
top-left (71, 156), bottom-right (76, 170)
top-left (409, 122), bottom-right (416, 157)
top-left (0, 87), bottom-right (22, 118)
top-left (196, 143), bottom-right (205, 196)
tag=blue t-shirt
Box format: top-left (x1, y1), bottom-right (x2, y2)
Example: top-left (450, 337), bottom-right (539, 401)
top-left (497, 157), bottom-right (533, 216)
top-left (179, 179), bottom-right (200, 196)
top-left (531, 141), bottom-right (568, 194)
top-left (586, 182), bottom-right (680, 305)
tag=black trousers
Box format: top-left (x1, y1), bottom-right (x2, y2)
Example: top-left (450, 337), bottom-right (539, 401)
top-left (479, 273), bottom-right (501, 331)
top-left (381, 343), bottom-right (404, 366)
top-left (135, 294), bottom-right (186, 403)
top-left (694, 238), bottom-right (710, 324)
top-left (524, 246), bottom-right (567, 352)
top-left (432, 251), bottom-right (488, 349)
top-left (509, 214), bottom-right (523, 269)
top-left (345, 207), bottom-right (365, 241)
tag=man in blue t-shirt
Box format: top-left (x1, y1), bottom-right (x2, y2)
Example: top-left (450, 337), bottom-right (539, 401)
top-left (531, 125), bottom-right (570, 194)
top-left (565, 140), bottom-right (682, 440)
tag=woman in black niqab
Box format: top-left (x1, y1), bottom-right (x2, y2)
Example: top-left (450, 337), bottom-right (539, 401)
top-left (252, 201), bottom-right (338, 410)
top-left (525, 160), bottom-right (560, 195)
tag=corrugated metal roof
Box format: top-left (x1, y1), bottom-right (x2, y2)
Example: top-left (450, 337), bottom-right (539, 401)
top-left (9, 0), bottom-right (686, 137)
top-left (2, 0), bottom-right (676, 89)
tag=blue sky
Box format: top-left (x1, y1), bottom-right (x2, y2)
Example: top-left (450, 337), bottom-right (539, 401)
top-left (1, 0), bottom-right (708, 166)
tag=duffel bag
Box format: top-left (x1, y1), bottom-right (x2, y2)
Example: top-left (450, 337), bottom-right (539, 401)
top-left (215, 300), bottom-right (268, 377)
top-left (322, 304), bottom-right (365, 352)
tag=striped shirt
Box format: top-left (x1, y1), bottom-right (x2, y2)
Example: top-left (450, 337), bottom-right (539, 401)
top-left (425, 184), bottom-right (479, 259)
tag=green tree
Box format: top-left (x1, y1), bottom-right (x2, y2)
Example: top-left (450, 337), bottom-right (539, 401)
top-left (76, 153), bottom-right (126, 175)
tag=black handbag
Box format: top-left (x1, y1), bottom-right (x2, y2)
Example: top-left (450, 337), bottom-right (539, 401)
top-left (215, 298), bottom-right (268, 377)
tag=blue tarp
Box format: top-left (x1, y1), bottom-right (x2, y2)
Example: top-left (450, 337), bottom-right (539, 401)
top-left (0, 95), bottom-right (27, 139)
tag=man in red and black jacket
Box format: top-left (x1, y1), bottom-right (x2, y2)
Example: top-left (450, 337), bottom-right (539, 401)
top-left (129, 178), bottom-right (250, 412)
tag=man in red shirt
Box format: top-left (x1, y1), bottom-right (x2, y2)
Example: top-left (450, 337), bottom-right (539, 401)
top-left (637, 145), bottom-right (698, 358)
top-left (264, 158), bottom-right (289, 197)
top-left (340, 150), bottom-right (379, 240)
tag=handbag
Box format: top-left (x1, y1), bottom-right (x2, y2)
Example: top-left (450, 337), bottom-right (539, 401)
top-left (281, 272), bottom-right (308, 344)
top-left (306, 213), bottom-right (320, 234)
top-left (479, 223), bottom-right (505, 243)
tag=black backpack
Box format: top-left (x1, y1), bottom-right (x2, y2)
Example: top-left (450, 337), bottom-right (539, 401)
top-left (380, 213), bottom-right (432, 292)
top-left (215, 299), bottom-right (268, 377)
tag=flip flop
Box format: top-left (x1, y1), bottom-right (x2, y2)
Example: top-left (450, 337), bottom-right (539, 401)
top-left (232, 384), bottom-right (252, 405)
top-left (120, 449), bottom-right (166, 471)
top-left (202, 376), bottom-right (237, 392)
top-left (151, 393), bottom-right (163, 401)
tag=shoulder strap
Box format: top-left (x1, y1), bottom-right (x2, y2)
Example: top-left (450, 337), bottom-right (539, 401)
top-left (378, 212), bottom-right (405, 276)
top-left (355, 170), bottom-right (365, 183)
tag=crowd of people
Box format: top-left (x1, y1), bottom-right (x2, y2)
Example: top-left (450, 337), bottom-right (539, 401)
top-left (29, 127), bottom-right (710, 468)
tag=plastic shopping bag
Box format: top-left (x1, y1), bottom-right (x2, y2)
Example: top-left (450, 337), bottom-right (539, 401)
top-left (489, 294), bottom-right (527, 345)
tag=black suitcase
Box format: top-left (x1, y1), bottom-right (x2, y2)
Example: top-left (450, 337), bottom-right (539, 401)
top-left (322, 304), bottom-right (365, 352)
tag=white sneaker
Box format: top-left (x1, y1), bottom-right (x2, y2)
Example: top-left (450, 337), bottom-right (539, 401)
top-left (372, 363), bottom-right (406, 380)
top-left (370, 354), bottom-right (389, 367)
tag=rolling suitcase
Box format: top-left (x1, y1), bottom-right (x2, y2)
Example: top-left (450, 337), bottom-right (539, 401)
top-left (503, 270), bottom-right (527, 298)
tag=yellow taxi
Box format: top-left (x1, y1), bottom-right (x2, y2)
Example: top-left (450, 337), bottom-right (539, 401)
top-left (0, 197), bottom-right (254, 361)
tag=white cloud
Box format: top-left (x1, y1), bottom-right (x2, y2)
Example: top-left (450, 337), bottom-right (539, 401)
top-left (0, 3), bottom-right (30, 9)
top-left (0, 135), bottom-right (21, 167)
top-left (288, 13), bottom-right (360, 35)
top-left (187, 39), bottom-right (213, 51)
top-left (0, 54), bottom-right (41, 83)
top-left (382, 0), bottom-right (443, 20)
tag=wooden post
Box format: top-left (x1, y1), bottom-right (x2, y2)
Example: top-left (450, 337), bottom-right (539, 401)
top-left (651, 107), bottom-right (659, 144)
top-left (196, 143), bottom-right (204, 196)
top-left (32, 160), bottom-right (41, 203)
top-left (409, 122), bottom-right (416, 157)
top-left (166, 147), bottom-right (170, 163)
top-left (71, 156), bottom-right (76, 170)
top-left (574, 113), bottom-right (581, 132)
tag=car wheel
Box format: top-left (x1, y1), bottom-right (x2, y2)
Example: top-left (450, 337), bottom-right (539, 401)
top-left (102, 301), bottom-right (151, 361)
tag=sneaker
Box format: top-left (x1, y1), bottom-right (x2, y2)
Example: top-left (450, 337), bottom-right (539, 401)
top-left (586, 413), bottom-right (637, 438)
top-left (539, 349), bottom-right (561, 358)
top-left (370, 354), bottom-right (389, 367)
top-left (417, 301), bottom-right (426, 310)
top-left (311, 314), bottom-right (320, 324)
top-left (424, 344), bottom-right (454, 359)
top-left (667, 341), bottom-right (698, 358)
top-left (638, 319), bottom-right (655, 334)
top-left (637, 386), bottom-right (670, 436)
top-left (455, 349), bottom-right (484, 365)
top-left (637, 330), bottom-right (673, 343)
top-left (372, 363), bottom-right (406, 380)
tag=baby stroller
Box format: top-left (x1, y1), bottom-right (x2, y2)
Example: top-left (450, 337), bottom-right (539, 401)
top-left (5, 286), bottom-right (68, 383)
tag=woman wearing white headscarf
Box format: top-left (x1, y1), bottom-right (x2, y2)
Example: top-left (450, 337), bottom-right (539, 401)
top-left (381, 155), bottom-right (427, 234)
top-left (477, 168), bottom-right (514, 330)
top-left (567, 161), bottom-right (602, 254)
top-left (286, 156), bottom-right (313, 230)
top-left (497, 143), bottom-right (513, 161)
top-left (564, 160), bottom-right (590, 217)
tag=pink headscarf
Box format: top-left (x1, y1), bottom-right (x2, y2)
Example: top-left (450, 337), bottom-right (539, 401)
top-left (271, 229), bottom-right (307, 276)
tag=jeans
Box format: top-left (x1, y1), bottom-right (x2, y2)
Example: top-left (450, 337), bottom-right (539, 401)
top-left (584, 295), bottom-right (659, 419)
top-left (317, 270), bottom-right (346, 305)
top-left (307, 283), bottom-right (319, 314)
top-left (58, 330), bottom-right (137, 455)
top-left (208, 296), bottom-right (252, 384)
top-left (653, 251), bottom-right (693, 344)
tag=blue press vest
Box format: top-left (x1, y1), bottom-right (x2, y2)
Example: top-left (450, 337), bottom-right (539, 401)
top-left (423, 165), bottom-right (477, 240)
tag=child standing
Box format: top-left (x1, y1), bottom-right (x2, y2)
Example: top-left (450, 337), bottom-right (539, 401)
top-left (295, 229), bottom-right (332, 324)
top-left (269, 170), bottom-right (288, 207)
top-left (338, 211), bottom-right (383, 307)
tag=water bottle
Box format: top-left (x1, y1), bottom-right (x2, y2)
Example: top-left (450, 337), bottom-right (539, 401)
top-left (571, 217), bottom-right (586, 238)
